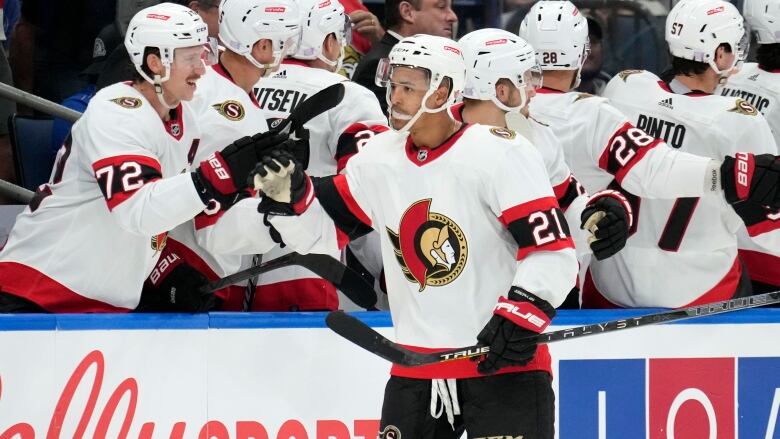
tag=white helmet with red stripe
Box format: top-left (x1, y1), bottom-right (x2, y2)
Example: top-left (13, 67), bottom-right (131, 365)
top-left (459, 28), bottom-right (542, 113)
top-left (125, 3), bottom-right (210, 84)
top-left (375, 34), bottom-right (466, 133)
top-left (519, 0), bottom-right (590, 72)
top-left (743, 0), bottom-right (780, 44)
top-left (665, 0), bottom-right (746, 74)
top-left (294, 0), bottom-right (351, 69)
top-left (219, 0), bottom-right (302, 72)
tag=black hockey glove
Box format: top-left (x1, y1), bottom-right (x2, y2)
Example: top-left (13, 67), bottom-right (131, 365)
top-left (721, 153), bottom-right (780, 209)
top-left (475, 287), bottom-right (556, 375)
top-left (193, 131), bottom-right (291, 203)
top-left (254, 149), bottom-right (314, 216)
top-left (580, 189), bottom-right (633, 261)
top-left (138, 249), bottom-right (215, 313)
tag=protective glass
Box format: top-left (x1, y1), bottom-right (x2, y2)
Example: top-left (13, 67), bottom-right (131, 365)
top-left (521, 64), bottom-right (543, 90)
top-left (736, 30), bottom-right (750, 63)
top-left (280, 32), bottom-right (302, 59)
top-left (375, 60), bottom-right (431, 91)
top-left (173, 37), bottom-right (219, 68)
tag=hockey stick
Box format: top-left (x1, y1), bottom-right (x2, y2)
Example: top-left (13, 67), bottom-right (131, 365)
top-left (200, 252), bottom-right (378, 309)
top-left (326, 290), bottom-right (780, 367)
top-left (271, 82), bottom-right (345, 136)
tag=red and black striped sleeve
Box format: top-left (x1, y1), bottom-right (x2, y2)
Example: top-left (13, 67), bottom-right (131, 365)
top-left (314, 174), bottom-right (374, 249)
top-left (598, 122), bottom-right (663, 185)
top-left (499, 196), bottom-right (575, 260)
top-left (92, 155), bottom-right (162, 211)
top-left (335, 123), bottom-right (389, 172)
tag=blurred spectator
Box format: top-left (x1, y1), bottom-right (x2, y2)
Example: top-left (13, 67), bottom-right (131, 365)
top-left (352, 0), bottom-right (457, 113)
top-left (338, 0), bottom-right (384, 78)
top-left (50, 25), bottom-right (123, 155)
top-left (188, 0), bottom-right (219, 38)
top-left (3, 0), bottom-right (19, 50)
top-left (576, 17), bottom-right (612, 95)
top-left (8, 0), bottom-right (115, 110)
top-left (0, 0), bottom-right (17, 204)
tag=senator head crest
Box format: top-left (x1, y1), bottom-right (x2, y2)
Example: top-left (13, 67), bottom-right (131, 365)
top-left (386, 199), bottom-right (468, 291)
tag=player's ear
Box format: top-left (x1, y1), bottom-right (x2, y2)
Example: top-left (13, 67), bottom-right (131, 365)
top-left (252, 39), bottom-right (273, 64)
top-left (398, 1), bottom-right (415, 24)
top-left (145, 52), bottom-right (165, 77)
top-left (433, 77), bottom-right (452, 107)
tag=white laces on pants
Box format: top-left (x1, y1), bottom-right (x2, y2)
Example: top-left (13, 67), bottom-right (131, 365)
top-left (430, 378), bottom-right (461, 427)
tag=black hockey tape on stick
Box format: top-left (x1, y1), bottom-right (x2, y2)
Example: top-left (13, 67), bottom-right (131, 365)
top-left (272, 83), bottom-right (346, 136)
top-left (201, 252), bottom-right (378, 310)
top-left (326, 290), bottom-right (780, 367)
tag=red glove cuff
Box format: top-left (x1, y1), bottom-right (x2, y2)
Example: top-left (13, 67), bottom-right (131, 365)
top-left (588, 189), bottom-right (634, 228)
top-left (493, 296), bottom-right (552, 333)
top-left (292, 175), bottom-right (315, 215)
top-left (198, 152), bottom-right (238, 195)
top-left (733, 152), bottom-right (755, 202)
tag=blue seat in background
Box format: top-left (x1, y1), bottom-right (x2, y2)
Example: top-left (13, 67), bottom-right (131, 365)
top-left (8, 114), bottom-right (56, 191)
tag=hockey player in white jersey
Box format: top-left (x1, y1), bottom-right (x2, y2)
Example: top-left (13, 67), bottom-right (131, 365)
top-left (141, 0), bottom-right (303, 311)
top-left (0, 4), bottom-right (285, 313)
top-left (521, 0), bottom-right (780, 308)
top-left (716, 0), bottom-right (780, 291)
top-left (253, 35), bottom-right (577, 438)
top-left (456, 28), bottom-right (632, 273)
top-left (250, 0), bottom-right (387, 311)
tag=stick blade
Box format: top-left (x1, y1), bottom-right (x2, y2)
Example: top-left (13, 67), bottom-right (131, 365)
top-left (297, 254), bottom-right (377, 309)
top-left (325, 311), bottom-right (426, 366)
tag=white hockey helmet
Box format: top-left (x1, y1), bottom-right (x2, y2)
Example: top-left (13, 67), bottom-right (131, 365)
top-left (665, 0), bottom-right (747, 74)
top-left (219, 0), bottom-right (302, 72)
top-left (375, 34), bottom-right (466, 133)
top-left (519, 1), bottom-right (590, 72)
top-left (294, 0), bottom-right (351, 68)
top-left (459, 28), bottom-right (542, 113)
top-left (743, 0), bottom-right (780, 44)
top-left (125, 2), bottom-right (214, 84)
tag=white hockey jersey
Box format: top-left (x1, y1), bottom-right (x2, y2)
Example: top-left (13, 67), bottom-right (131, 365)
top-left (448, 102), bottom-right (590, 260)
top-left (718, 63), bottom-right (780, 145)
top-left (165, 63), bottom-right (276, 310)
top-left (596, 70), bottom-right (779, 308)
top-left (251, 60), bottom-right (388, 310)
top-left (269, 124), bottom-right (578, 378)
top-left (718, 63), bottom-right (780, 287)
top-left (0, 83), bottom-right (206, 312)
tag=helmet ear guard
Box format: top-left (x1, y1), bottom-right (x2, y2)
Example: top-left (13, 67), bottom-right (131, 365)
top-left (219, 0), bottom-right (302, 74)
top-left (459, 28), bottom-right (542, 113)
top-left (664, 0), bottom-right (746, 75)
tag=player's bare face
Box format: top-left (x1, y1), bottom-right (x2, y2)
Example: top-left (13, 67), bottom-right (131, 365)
top-left (167, 46), bottom-right (208, 102)
top-left (387, 67), bottom-right (429, 130)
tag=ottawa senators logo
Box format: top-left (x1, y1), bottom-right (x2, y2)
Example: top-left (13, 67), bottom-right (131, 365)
top-left (489, 127), bottom-right (516, 140)
top-left (729, 98), bottom-right (758, 116)
top-left (379, 425), bottom-right (401, 439)
top-left (386, 199), bottom-right (468, 292)
top-left (151, 232), bottom-right (168, 253)
top-left (212, 100), bottom-right (246, 121)
top-left (618, 69), bottom-right (644, 81)
top-left (110, 97), bottom-right (142, 109)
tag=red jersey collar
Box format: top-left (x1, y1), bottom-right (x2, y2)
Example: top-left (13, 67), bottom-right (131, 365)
top-left (281, 59), bottom-right (310, 68)
top-left (448, 102), bottom-right (465, 123)
top-left (211, 62), bottom-right (260, 108)
top-left (404, 123), bottom-right (471, 166)
top-left (164, 104), bottom-right (184, 141)
top-left (536, 86), bottom-right (565, 94)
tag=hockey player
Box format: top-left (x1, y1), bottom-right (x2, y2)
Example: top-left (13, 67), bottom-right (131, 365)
top-left (456, 28), bottom-right (631, 267)
top-left (716, 0), bottom-right (780, 292)
top-left (254, 35), bottom-right (577, 438)
top-left (250, 0), bottom-right (387, 311)
top-left (520, 0), bottom-right (780, 308)
top-left (0, 3), bottom-right (283, 313)
top-left (141, 0), bottom-right (303, 311)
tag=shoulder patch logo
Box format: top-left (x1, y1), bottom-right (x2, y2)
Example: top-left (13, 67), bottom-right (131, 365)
top-left (212, 100), bottom-right (246, 121)
top-left (618, 69), bottom-right (644, 81)
top-left (574, 92), bottom-right (595, 101)
top-left (380, 425), bottom-right (401, 439)
top-left (386, 199), bottom-right (468, 292)
top-left (729, 98), bottom-right (759, 116)
top-left (489, 127), bottom-right (517, 140)
top-left (110, 97), bottom-right (142, 109)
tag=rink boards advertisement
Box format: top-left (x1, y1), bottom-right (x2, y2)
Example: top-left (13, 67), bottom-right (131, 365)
top-left (1, 310), bottom-right (780, 439)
